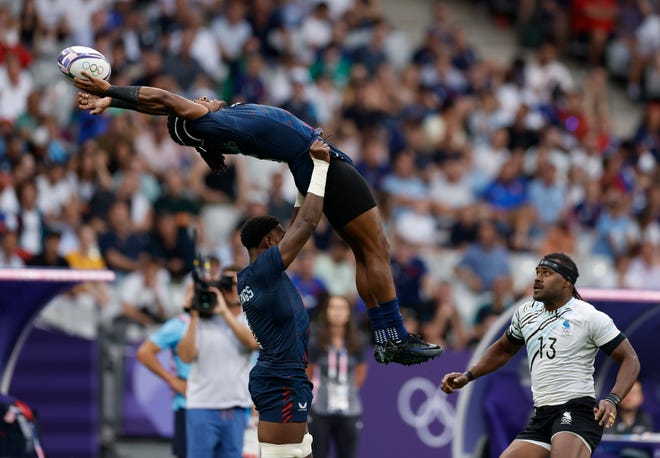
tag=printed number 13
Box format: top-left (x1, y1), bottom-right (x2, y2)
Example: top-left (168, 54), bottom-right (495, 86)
top-left (537, 336), bottom-right (557, 359)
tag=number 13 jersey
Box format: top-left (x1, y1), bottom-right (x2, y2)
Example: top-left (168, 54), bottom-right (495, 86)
top-left (506, 297), bottom-right (621, 407)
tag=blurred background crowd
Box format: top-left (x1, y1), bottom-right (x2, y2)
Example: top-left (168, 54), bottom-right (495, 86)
top-left (0, 0), bottom-right (658, 355)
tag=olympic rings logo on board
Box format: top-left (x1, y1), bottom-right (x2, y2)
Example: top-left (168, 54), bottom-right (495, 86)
top-left (82, 61), bottom-right (105, 77)
top-left (397, 377), bottom-right (455, 448)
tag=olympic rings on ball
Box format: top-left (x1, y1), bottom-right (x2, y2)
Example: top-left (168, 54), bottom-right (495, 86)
top-left (81, 61), bottom-right (105, 77)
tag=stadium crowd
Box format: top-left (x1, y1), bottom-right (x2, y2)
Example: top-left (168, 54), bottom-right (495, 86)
top-left (0, 0), bottom-right (658, 352)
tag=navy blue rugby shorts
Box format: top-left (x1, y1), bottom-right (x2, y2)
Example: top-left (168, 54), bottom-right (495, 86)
top-left (323, 158), bottom-right (377, 229)
top-left (249, 366), bottom-right (313, 423)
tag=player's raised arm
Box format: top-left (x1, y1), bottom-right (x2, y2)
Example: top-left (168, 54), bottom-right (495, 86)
top-left (277, 139), bottom-right (330, 267)
top-left (73, 70), bottom-right (208, 119)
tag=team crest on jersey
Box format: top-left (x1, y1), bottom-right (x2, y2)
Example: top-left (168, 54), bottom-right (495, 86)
top-left (560, 411), bottom-right (572, 425)
top-left (224, 140), bottom-right (243, 155)
top-left (561, 319), bottom-right (572, 336)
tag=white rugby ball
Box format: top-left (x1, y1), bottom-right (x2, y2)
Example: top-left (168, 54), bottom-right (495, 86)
top-left (57, 46), bottom-right (111, 81)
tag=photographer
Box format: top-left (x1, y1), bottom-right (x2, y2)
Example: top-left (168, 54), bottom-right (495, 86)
top-left (178, 264), bottom-right (259, 458)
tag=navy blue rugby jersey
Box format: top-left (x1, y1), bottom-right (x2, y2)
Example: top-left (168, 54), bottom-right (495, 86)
top-left (186, 103), bottom-right (352, 193)
top-left (237, 245), bottom-right (310, 370)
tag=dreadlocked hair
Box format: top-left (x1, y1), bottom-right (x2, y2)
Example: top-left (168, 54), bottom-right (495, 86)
top-left (240, 215), bottom-right (280, 249)
top-left (544, 252), bottom-right (583, 300)
top-left (196, 147), bottom-right (227, 173)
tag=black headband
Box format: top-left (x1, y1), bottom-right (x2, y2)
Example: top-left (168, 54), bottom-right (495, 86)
top-left (538, 258), bottom-right (578, 285)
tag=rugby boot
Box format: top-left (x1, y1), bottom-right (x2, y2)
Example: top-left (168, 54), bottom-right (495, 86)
top-left (378, 334), bottom-right (444, 366)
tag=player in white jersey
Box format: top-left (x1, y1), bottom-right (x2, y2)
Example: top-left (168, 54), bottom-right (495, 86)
top-left (441, 252), bottom-right (640, 457)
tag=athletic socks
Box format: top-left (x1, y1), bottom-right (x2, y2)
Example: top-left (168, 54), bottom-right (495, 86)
top-left (378, 299), bottom-right (409, 342)
top-left (367, 306), bottom-right (388, 345)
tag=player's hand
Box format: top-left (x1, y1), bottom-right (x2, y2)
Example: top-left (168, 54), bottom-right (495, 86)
top-left (441, 372), bottom-right (469, 394)
top-left (73, 70), bottom-right (111, 95)
top-left (209, 286), bottom-right (230, 317)
top-left (169, 377), bottom-right (187, 396)
top-left (78, 91), bottom-right (111, 115)
top-left (594, 399), bottom-right (618, 428)
top-left (309, 138), bottom-right (330, 163)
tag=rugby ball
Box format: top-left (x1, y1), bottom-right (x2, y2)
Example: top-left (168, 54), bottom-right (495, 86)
top-left (57, 46), bottom-right (111, 81)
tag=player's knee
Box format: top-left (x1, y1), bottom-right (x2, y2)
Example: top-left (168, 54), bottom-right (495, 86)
top-left (367, 230), bottom-right (390, 260)
top-left (260, 433), bottom-right (313, 458)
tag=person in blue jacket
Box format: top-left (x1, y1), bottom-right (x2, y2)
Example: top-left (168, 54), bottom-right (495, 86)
top-left (136, 288), bottom-right (192, 458)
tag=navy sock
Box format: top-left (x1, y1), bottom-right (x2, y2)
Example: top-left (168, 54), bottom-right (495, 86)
top-left (367, 307), bottom-right (388, 345)
top-left (379, 299), bottom-right (409, 341)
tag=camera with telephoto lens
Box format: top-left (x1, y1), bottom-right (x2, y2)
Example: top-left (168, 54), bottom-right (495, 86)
top-left (191, 260), bottom-right (235, 317)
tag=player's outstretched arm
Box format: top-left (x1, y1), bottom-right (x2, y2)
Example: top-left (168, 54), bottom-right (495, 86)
top-left (73, 70), bottom-right (207, 119)
top-left (441, 333), bottom-right (522, 394)
top-left (277, 139), bottom-right (330, 267)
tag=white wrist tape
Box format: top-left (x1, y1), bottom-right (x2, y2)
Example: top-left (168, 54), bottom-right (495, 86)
top-left (294, 192), bottom-right (305, 208)
top-left (307, 158), bottom-right (329, 197)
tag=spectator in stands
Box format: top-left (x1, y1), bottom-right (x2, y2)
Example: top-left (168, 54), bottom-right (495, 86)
top-left (428, 152), bottom-right (476, 228)
top-left (290, 247), bottom-right (329, 318)
top-left (350, 18), bottom-right (389, 77)
top-left (188, 152), bottom-right (248, 206)
top-left (448, 204), bottom-right (481, 248)
top-left (36, 156), bottom-right (74, 221)
top-left (537, 217), bottom-right (577, 258)
top-left (628, 206), bottom-right (660, 247)
top-left (480, 156), bottom-right (534, 250)
top-left (572, 178), bottom-right (604, 230)
top-left (15, 178), bottom-right (44, 257)
top-left (113, 163), bottom-right (155, 234)
top-left (622, 240), bottom-right (660, 290)
top-left (67, 140), bottom-right (113, 214)
top-left (524, 41), bottom-right (574, 107)
top-left (592, 189), bottom-right (635, 259)
top-left (455, 219), bottom-right (513, 295)
top-left (98, 200), bottom-right (148, 277)
top-left (265, 171), bottom-right (294, 226)
top-left (153, 168), bottom-right (202, 231)
top-left (390, 234), bottom-right (435, 324)
top-left (281, 71), bottom-right (319, 127)
top-left (471, 276), bottom-right (515, 346)
top-left (0, 228), bottom-right (23, 267)
top-left (149, 211), bottom-right (195, 282)
top-left (528, 160), bottom-right (568, 234)
top-left (313, 235), bottom-right (358, 303)
top-left (162, 27), bottom-right (208, 93)
top-left (633, 101), bottom-right (660, 164)
top-left (117, 251), bottom-right (170, 329)
top-left (381, 150), bottom-right (429, 221)
top-left (25, 224), bottom-right (68, 267)
top-left (65, 222), bottom-right (111, 309)
top-left (626, 1), bottom-right (660, 101)
top-left (421, 280), bottom-right (468, 350)
top-left (570, 0), bottom-right (618, 67)
top-left (354, 132), bottom-right (391, 193)
top-left (134, 116), bottom-right (188, 178)
top-left (0, 51), bottom-right (34, 123)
